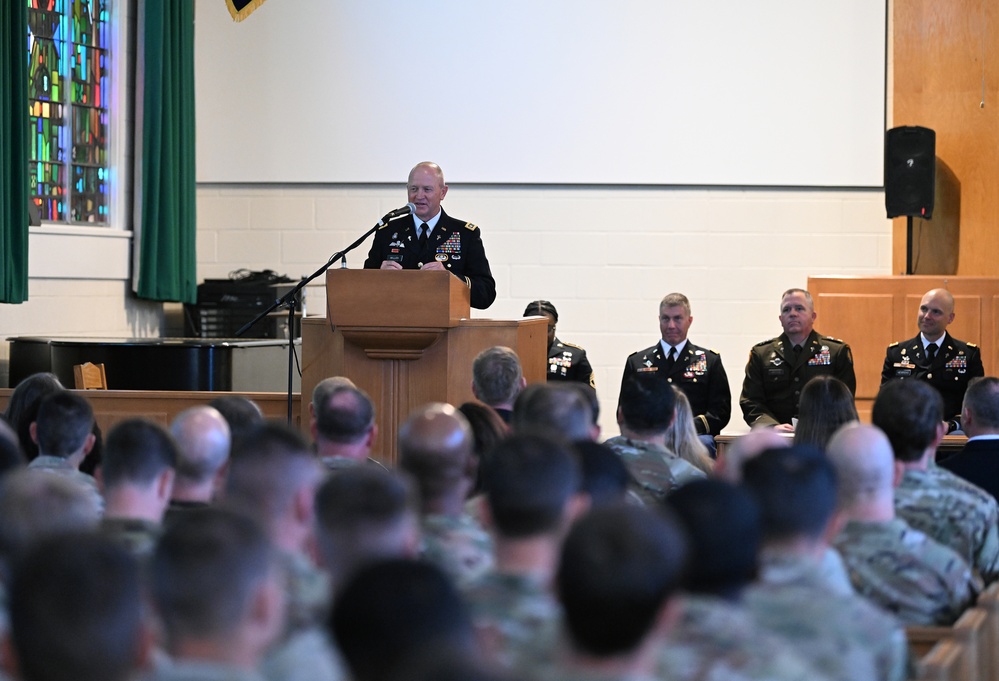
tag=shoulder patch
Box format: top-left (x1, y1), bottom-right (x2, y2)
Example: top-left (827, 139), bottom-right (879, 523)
top-left (463, 222), bottom-right (478, 231)
top-left (888, 341), bottom-right (899, 348)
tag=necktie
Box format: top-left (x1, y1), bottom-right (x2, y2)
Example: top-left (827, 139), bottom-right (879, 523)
top-left (419, 222), bottom-right (429, 251)
top-left (665, 346), bottom-right (677, 372)
top-left (793, 344), bottom-right (803, 362)
top-left (927, 342), bottom-right (938, 362)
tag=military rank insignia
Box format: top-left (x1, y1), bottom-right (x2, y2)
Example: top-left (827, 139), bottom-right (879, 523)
top-left (808, 346), bottom-right (832, 366)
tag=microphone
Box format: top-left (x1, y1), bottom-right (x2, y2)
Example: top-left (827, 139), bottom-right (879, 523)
top-left (377, 203), bottom-right (416, 226)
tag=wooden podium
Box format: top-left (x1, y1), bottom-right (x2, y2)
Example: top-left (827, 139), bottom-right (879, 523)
top-left (300, 269), bottom-right (547, 462)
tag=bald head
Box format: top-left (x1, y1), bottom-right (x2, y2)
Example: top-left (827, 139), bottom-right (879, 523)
top-left (718, 428), bottom-right (790, 483)
top-left (169, 407), bottom-right (231, 490)
top-left (917, 288), bottom-right (956, 341)
top-left (826, 423), bottom-right (895, 510)
top-left (398, 404), bottom-right (474, 510)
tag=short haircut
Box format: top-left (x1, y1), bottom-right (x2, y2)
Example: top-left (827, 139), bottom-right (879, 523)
top-left (659, 292), bottom-right (691, 316)
top-left (398, 405), bottom-right (474, 505)
top-left (964, 377), bottom-right (999, 429)
top-left (793, 376), bottom-right (858, 451)
top-left (315, 385), bottom-right (376, 444)
top-left (9, 533), bottom-right (143, 681)
top-left (331, 559), bottom-right (475, 681)
top-left (3, 372), bottom-right (64, 460)
top-left (741, 445), bottom-right (838, 543)
top-left (664, 479), bottom-right (761, 598)
top-left (522, 299), bottom-right (558, 322)
top-left (780, 288), bottom-right (814, 309)
top-left (511, 383), bottom-right (594, 441)
top-left (472, 347), bottom-right (523, 407)
top-left (482, 433), bottom-right (580, 538)
top-left (169, 407), bottom-right (231, 484)
top-left (207, 395), bottom-right (263, 440)
top-left (35, 392), bottom-right (94, 458)
top-left (573, 441), bottom-right (630, 506)
top-left (314, 467), bottom-right (416, 579)
top-left (0, 470), bottom-right (100, 578)
top-left (101, 418), bottom-right (178, 488)
top-left (618, 374), bottom-right (676, 435)
top-left (557, 505), bottom-right (686, 656)
top-left (225, 422), bottom-right (319, 525)
top-left (150, 507), bottom-right (278, 646)
top-left (311, 376), bottom-right (357, 414)
top-left (872, 378), bottom-right (943, 462)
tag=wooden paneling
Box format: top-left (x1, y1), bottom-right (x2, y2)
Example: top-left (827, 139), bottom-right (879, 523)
top-left (894, 0), bottom-right (999, 275)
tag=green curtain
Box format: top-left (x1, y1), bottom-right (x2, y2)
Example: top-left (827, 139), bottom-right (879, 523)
top-left (137, 0), bottom-right (196, 303)
top-left (0, 0), bottom-right (30, 304)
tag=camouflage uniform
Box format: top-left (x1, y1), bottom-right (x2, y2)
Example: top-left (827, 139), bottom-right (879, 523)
top-left (602, 436), bottom-right (699, 505)
top-left (659, 594), bottom-right (830, 681)
top-left (818, 547), bottom-right (855, 596)
top-left (99, 517), bottom-right (161, 558)
top-left (894, 465), bottom-right (999, 583)
top-left (420, 512), bottom-right (494, 588)
top-left (743, 550), bottom-right (909, 681)
top-left (833, 518), bottom-right (976, 625)
top-left (463, 570), bottom-right (560, 671)
top-left (27, 455), bottom-right (104, 515)
top-left (150, 659), bottom-right (267, 681)
top-left (262, 627), bottom-right (346, 681)
top-left (280, 551), bottom-right (331, 632)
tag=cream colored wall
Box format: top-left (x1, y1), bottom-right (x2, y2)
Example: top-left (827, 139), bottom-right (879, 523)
top-left (197, 184), bottom-right (893, 434)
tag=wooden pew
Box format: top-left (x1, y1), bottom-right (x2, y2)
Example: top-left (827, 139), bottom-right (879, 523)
top-left (916, 639), bottom-right (967, 681)
top-left (907, 608), bottom-right (988, 681)
top-left (975, 582), bottom-right (999, 681)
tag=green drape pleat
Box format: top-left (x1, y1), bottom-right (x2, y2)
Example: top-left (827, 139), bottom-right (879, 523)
top-left (137, 0), bottom-right (197, 303)
top-left (0, 1), bottom-right (30, 304)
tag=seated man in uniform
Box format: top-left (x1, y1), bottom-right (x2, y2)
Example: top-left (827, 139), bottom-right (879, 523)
top-left (523, 300), bottom-right (594, 387)
top-left (740, 288), bottom-right (855, 431)
top-left (881, 288), bottom-right (984, 431)
top-left (363, 161), bottom-right (496, 309)
top-left (622, 293), bottom-right (730, 442)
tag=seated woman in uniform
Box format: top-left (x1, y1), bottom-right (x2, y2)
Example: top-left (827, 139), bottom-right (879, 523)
top-left (523, 300), bottom-right (594, 388)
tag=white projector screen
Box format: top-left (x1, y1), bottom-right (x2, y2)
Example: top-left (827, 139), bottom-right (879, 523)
top-left (195, 0), bottom-right (887, 187)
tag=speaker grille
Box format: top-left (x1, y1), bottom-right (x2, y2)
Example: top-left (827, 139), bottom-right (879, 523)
top-left (885, 126), bottom-right (936, 219)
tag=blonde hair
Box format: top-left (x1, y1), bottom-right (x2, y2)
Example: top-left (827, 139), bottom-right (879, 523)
top-left (664, 388), bottom-right (713, 476)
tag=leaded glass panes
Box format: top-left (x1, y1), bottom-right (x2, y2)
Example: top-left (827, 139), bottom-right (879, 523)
top-left (27, 0), bottom-right (109, 224)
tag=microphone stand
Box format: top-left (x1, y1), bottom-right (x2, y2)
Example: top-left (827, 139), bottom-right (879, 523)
top-left (235, 213), bottom-right (403, 424)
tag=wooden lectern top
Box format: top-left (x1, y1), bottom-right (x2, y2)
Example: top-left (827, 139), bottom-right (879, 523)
top-left (326, 269), bottom-right (471, 328)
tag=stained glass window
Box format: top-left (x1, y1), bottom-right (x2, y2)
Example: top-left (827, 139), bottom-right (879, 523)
top-left (27, 0), bottom-right (109, 224)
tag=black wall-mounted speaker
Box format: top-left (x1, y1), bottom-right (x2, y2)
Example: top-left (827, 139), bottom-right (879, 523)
top-left (885, 126), bottom-right (935, 219)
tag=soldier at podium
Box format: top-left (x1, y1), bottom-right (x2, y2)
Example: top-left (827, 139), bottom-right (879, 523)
top-left (363, 161), bottom-right (496, 309)
top-left (881, 288), bottom-right (984, 431)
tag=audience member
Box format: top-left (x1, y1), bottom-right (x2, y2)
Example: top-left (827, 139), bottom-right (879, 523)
top-left (792, 375), bottom-right (858, 451)
top-left (99, 418), bottom-right (178, 557)
top-left (740, 288), bottom-right (856, 430)
top-left (661, 479), bottom-right (822, 681)
top-left (603, 374), bottom-right (699, 505)
top-left (741, 446), bottom-right (908, 681)
top-left (208, 395), bottom-right (264, 441)
top-left (0, 418), bottom-right (25, 477)
top-left (873, 378), bottom-right (999, 582)
top-left (2, 372), bottom-right (63, 461)
top-left (398, 403), bottom-right (492, 587)
top-left (511, 383), bottom-right (598, 442)
top-left (940, 376), bottom-right (999, 501)
top-left (225, 422), bottom-right (328, 632)
top-left (464, 433), bottom-right (584, 670)
top-left (312, 382), bottom-right (379, 470)
top-left (167, 406), bottom-right (231, 524)
top-left (148, 508), bottom-right (286, 681)
top-left (523, 299), bottom-right (595, 387)
top-left (572, 441), bottom-right (631, 506)
top-left (665, 387), bottom-right (714, 474)
top-left (313, 466), bottom-right (419, 590)
top-left (547, 504), bottom-right (686, 681)
top-left (457, 401), bottom-right (509, 495)
top-left (28, 391), bottom-right (102, 512)
top-left (826, 423), bottom-right (976, 625)
top-left (7, 533), bottom-right (148, 681)
top-left (472, 347), bottom-right (525, 423)
top-left (330, 559), bottom-right (479, 681)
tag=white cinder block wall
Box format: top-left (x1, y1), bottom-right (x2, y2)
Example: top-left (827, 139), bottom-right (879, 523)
top-left (197, 184), bottom-right (893, 435)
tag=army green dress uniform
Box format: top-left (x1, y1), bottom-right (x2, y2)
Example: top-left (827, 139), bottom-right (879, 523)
top-left (621, 341), bottom-right (731, 436)
top-left (881, 333), bottom-right (984, 425)
top-left (740, 330), bottom-right (855, 427)
top-left (546, 338), bottom-right (594, 388)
